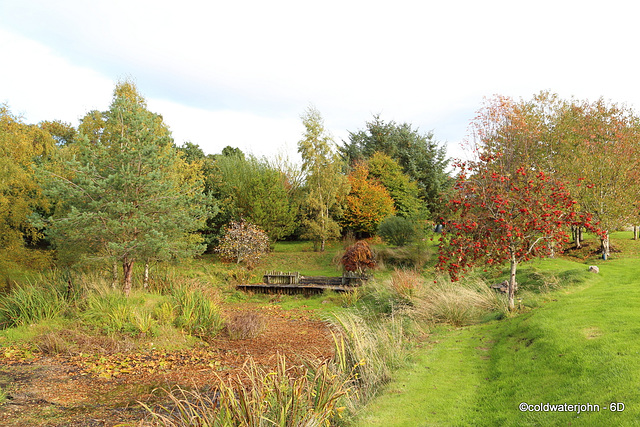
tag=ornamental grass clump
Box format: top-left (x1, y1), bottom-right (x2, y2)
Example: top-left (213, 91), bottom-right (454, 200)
top-left (0, 282), bottom-right (67, 328)
top-left (225, 311), bottom-right (265, 340)
top-left (331, 308), bottom-right (410, 407)
top-left (388, 268), bottom-right (422, 302)
top-left (142, 354), bottom-right (354, 426)
top-left (413, 276), bottom-right (506, 326)
top-left (171, 285), bottom-right (223, 337)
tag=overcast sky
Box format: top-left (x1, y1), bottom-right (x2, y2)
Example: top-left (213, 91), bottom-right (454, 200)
top-left (1, 0), bottom-right (639, 162)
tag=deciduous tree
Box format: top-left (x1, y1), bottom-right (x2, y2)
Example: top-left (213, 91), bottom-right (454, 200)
top-left (341, 115), bottom-right (450, 216)
top-left (554, 99), bottom-right (640, 258)
top-left (471, 93), bottom-right (640, 259)
top-left (175, 142), bottom-right (220, 251)
top-left (438, 158), bottom-right (601, 311)
top-left (367, 151), bottom-right (426, 220)
top-left (213, 153), bottom-right (298, 242)
top-left (0, 105), bottom-right (54, 258)
top-left (342, 161), bottom-right (395, 236)
top-left (298, 106), bottom-right (349, 251)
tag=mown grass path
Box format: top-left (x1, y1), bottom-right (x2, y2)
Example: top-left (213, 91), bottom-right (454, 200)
top-left (357, 255), bottom-right (640, 426)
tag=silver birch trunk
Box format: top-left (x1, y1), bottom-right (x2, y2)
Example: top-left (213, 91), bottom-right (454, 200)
top-left (601, 232), bottom-right (610, 260)
top-left (508, 253), bottom-right (517, 311)
top-left (111, 262), bottom-right (118, 289)
top-left (143, 261), bottom-right (150, 289)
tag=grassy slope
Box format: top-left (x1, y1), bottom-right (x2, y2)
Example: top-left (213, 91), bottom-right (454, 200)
top-left (357, 233), bottom-right (640, 426)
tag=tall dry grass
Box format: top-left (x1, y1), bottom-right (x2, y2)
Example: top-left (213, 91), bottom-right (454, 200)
top-left (411, 275), bottom-right (507, 326)
top-left (331, 308), bottom-right (411, 411)
top-left (388, 268), bottom-right (422, 302)
top-left (225, 311), bottom-right (265, 340)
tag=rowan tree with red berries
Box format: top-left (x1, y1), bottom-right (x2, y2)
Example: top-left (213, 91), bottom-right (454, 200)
top-left (437, 156), bottom-right (602, 311)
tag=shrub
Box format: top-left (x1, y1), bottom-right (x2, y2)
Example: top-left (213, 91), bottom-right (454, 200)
top-left (216, 220), bottom-right (269, 270)
top-left (225, 311), bottom-right (265, 340)
top-left (341, 240), bottom-right (376, 274)
top-left (378, 215), bottom-right (416, 247)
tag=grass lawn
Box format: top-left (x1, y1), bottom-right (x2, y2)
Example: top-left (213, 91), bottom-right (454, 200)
top-left (357, 233), bottom-right (640, 426)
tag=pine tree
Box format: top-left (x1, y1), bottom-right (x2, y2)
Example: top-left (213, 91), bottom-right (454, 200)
top-left (46, 81), bottom-right (209, 295)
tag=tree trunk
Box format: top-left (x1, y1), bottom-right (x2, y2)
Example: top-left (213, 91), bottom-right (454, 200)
top-left (572, 225), bottom-right (583, 248)
top-left (143, 261), bottom-right (150, 289)
top-left (601, 232), bottom-right (610, 260)
top-left (634, 226), bottom-right (639, 240)
top-left (111, 262), bottom-right (119, 289)
top-left (508, 255), bottom-right (517, 311)
top-left (66, 278), bottom-right (74, 299)
top-left (122, 259), bottom-right (134, 296)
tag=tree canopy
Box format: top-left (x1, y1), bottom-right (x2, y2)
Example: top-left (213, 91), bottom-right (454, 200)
top-left (298, 106), bottom-right (349, 251)
top-left (471, 92), bottom-right (640, 257)
top-left (341, 115), bottom-right (450, 217)
top-left (367, 152), bottom-right (426, 220)
top-left (45, 81), bottom-right (209, 295)
top-left (0, 105), bottom-right (55, 256)
top-left (438, 158), bottom-right (601, 310)
top-left (342, 161), bottom-right (396, 235)
top-left (214, 153), bottom-right (298, 242)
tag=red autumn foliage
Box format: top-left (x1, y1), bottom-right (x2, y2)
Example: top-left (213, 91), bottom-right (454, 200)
top-left (341, 240), bottom-right (376, 273)
top-left (437, 158), bottom-right (604, 310)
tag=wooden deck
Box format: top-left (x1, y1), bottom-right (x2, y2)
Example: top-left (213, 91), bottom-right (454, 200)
top-left (238, 271), bottom-right (367, 294)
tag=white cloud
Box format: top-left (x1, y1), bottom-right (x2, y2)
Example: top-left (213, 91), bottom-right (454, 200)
top-left (147, 98), bottom-right (305, 160)
top-left (2, 0), bottom-right (640, 164)
top-left (0, 28), bottom-right (113, 125)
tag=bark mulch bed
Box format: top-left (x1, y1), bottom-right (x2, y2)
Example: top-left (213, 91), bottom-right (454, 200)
top-left (0, 303), bottom-right (334, 427)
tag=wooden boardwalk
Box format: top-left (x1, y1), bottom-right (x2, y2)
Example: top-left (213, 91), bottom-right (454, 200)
top-left (237, 271), bottom-right (367, 294)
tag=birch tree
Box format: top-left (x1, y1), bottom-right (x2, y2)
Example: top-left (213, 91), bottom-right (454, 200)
top-left (297, 107), bottom-right (349, 251)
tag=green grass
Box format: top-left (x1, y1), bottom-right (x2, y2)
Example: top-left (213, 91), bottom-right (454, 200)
top-left (10, 234), bottom-right (640, 425)
top-left (356, 236), bottom-right (640, 426)
top-left (261, 240), bottom-right (344, 276)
